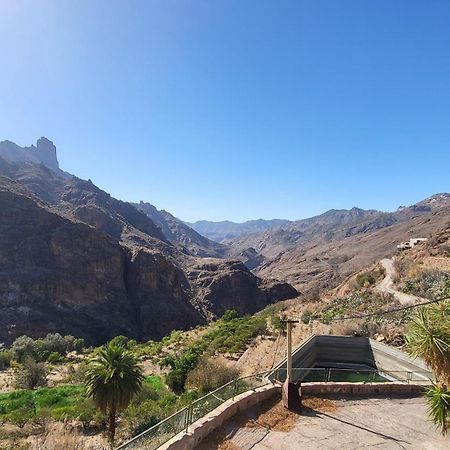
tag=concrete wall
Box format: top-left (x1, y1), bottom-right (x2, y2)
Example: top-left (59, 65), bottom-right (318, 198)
top-left (159, 385), bottom-right (280, 450)
top-left (301, 381), bottom-right (426, 396)
top-left (158, 381), bottom-right (426, 450)
top-left (269, 335), bottom-right (432, 383)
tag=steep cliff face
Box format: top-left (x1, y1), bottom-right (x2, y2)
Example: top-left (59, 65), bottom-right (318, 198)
top-left (0, 181), bottom-right (207, 344)
top-left (0, 141), bottom-right (298, 344)
top-left (0, 138), bottom-right (70, 178)
top-left (126, 249), bottom-right (204, 340)
top-left (186, 260), bottom-right (298, 320)
top-left (0, 184), bottom-right (134, 343)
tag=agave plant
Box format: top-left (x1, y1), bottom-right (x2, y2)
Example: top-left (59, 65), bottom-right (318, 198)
top-left (406, 300), bottom-right (450, 435)
top-left (85, 342), bottom-right (144, 444)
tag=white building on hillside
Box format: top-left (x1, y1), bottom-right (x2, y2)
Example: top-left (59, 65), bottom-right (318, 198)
top-left (397, 237), bottom-right (427, 250)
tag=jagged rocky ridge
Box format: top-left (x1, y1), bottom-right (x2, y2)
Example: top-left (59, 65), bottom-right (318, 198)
top-left (0, 139), bottom-right (298, 345)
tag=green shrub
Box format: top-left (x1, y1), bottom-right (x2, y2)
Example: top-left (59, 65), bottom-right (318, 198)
top-left (0, 350), bottom-right (12, 370)
top-left (270, 314), bottom-right (286, 331)
top-left (401, 270), bottom-right (450, 299)
top-left (11, 336), bottom-right (37, 362)
top-left (222, 309), bottom-right (239, 322)
top-left (356, 272), bottom-right (376, 287)
top-left (145, 375), bottom-right (164, 392)
top-left (14, 358), bottom-right (47, 390)
top-left (47, 352), bottom-right (63, 364)
top-left (185, 357), bottom-right (238, 393)
top-left (109, 335), bottom-right (131, 349)
top-left (124, 400), bottom-right (165, 436)
top-left (9, 334), bottom-right (85, 364)
top-left (162, 345), bottom-right (204, 393)
top-left (301, 310), bottom-right (312, 324)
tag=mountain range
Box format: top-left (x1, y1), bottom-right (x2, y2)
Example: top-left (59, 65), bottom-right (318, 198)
top-left (0, 139), bottom-right (296, 344)
top-left (186, 219), bottom-right (290, 242)
top-left (1, 137), bottom-right (449, 344)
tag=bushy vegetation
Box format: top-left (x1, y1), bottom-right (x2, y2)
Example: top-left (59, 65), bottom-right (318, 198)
top-left (0, 306), bottom-right (283, 444)
top-left (402, 269), bottom-right (450, 300)
top-left (0, 384), bottom-right (88, 426)
top-left (318, 292), bottom-right (395, 324)
top-left (185, 357), bottom-right (238, 393)
top-left (0, 349), bottom-right (12, 370)
top-left (160, 310), bottom-right (269, 392)
top-left (10, 333), bottom-right (84, 364)
top-left (14, 358), bottom-right (47, 390)
top-left (356, 266), bottom-right (385, 288)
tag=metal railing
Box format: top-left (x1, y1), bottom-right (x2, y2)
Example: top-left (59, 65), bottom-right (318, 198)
top-left (116, 367), bottom-right (433, 449)
top-left (117, 371), bottom-right (271, 450)
top-left (272, 367), bottom-right (434, 384)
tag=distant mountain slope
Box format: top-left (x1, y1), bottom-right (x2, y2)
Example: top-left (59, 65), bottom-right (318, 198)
top-left (133, 202), bottom-right (226, 257)
top-left (187, 218), bottom-right (290, 242)
top-left (227, 207), bottom-right (388, 260)
top-left (256, 199), bottom-right (450, 298)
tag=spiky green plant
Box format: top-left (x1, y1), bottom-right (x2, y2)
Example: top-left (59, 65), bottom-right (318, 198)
top-left (425, 385), bottom-right (450, 435)
top-left (85, 342), bottom-right (144, 444)
top-left (406, 300), bottom-right (450, 435)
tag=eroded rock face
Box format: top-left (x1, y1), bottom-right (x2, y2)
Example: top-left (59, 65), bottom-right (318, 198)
top-left (0, 183), bottom-right (207, 344)
top-left (0, 178), bottom-right (297, 345)
top-left (187, 260), bottom-right (298, 320)
top-left (126, 249), bottom-right (204, 340)
top-left (0, 186), bottom-right (134, 343)
top-left (0, 138), bottom-right (69, 178)
top-left (0, 140), bottom-right (299, 344)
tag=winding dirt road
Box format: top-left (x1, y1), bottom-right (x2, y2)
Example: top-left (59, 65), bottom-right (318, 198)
top-left (375, 258), bottom-right (420, 305)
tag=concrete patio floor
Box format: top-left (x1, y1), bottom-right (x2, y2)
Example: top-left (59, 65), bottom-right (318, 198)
top-left (197, 395), bottom-right (448, 450)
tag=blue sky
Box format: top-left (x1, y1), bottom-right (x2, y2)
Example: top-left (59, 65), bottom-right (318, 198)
top-left (1, 0), bottom-right (449, 222)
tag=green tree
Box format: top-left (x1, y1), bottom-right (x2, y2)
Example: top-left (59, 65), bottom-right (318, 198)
top-left (406, 301), bottom-right (450, 435)
top-left (85, 342), bottom-right (144, 444)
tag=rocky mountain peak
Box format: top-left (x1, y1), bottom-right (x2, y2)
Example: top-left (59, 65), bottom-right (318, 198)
top-left (33, 137), bottom-right (59, 171)
top-left (0, 137), bottom-right (70, 178)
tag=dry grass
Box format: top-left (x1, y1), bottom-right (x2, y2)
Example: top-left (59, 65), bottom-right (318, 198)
top-left (243, 399), bottom-right (297, 432)
top-left (302, 396), bottom-right (337, 413)
top-left (29, 424), bottom-right (85, 450)
top-left (27, 422), bottom-right (107, 450)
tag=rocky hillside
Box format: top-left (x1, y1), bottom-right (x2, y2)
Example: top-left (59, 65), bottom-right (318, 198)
top-left (133, 202), bottom-right (226, 258)
top-left (0, 140), bottom-right (298, 345)
top-left (223, 196), bottom-right (450, 298)
top-left (187, 218), bottom-right (290, 242)
top-left (257, 201), bottom-right (450, 298)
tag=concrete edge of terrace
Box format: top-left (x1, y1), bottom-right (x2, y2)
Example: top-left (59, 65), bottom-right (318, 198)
top-left (158, 381), bottom-right (427, 450)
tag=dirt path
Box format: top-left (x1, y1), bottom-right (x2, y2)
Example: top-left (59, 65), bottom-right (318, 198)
top-left (376, 258), bottom-right (420, 305)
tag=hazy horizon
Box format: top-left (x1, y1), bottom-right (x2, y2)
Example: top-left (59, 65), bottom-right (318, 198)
top-left (1, 1), bottom-right (450, 222)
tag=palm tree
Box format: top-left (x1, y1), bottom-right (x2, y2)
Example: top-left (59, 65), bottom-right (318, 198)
top-left (406, 301), bottom-right (450, 435)
top-left (85, 342), bottom-right (144, 444)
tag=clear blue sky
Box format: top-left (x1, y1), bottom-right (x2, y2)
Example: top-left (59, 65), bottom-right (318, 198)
top-left (1, 0), bottom-right (449, 222)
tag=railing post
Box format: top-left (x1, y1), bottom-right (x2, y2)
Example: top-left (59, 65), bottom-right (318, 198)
top-left (185, 404), bottom-right (192, 434)
top-left (408, 371), bottom-right (412, 384)
top-left (232, 379), bottom-right (238, 400)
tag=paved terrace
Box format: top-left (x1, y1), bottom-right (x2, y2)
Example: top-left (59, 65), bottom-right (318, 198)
top-left (197, 395), bottom-right (448, 450)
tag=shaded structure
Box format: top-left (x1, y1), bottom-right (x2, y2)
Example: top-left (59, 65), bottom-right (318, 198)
top-left (269, 335), bottom-right (432, 384)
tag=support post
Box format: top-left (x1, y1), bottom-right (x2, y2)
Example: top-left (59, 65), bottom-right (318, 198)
top-left (281, 318), bottom-right (301, 411)
top-left (287, 321), bottom-right (293, 383)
